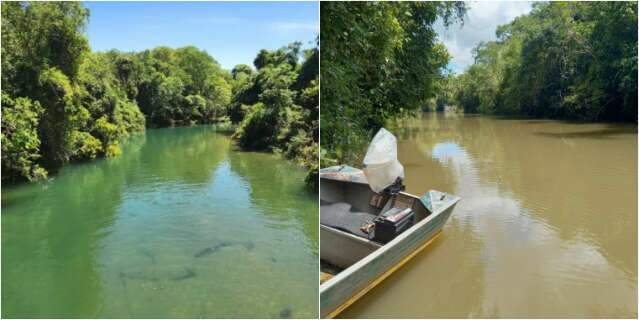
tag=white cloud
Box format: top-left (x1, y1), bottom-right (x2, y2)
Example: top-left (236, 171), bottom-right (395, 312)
top-left (436, 1), bottom-right (533, 73)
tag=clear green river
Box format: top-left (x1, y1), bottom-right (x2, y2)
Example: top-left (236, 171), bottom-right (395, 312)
top-left (1, 126), bottom-right (318, 318)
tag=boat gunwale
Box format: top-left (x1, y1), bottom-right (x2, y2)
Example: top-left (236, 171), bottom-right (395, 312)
top-left (319, 189), bottom-right (460, 292)
top-left (320, 224), bottom-right (383, 249)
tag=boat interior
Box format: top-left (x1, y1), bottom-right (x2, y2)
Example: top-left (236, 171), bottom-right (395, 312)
top-left (320, 178), bottom-right (432, 283)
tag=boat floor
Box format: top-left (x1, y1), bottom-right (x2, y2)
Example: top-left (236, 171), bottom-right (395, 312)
top-left (320, 272), bottom-right (334, 284)
top-left (320, 260), bottom-right (343, 284)
top-left (320, 201), bottom-right (376, 238)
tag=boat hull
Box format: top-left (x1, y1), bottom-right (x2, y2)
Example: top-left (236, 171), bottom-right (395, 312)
top-left (320, 198), bottom-right (457, 318)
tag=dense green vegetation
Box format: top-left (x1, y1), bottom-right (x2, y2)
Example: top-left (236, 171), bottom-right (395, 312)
top-left (320, 2), bottom-right (466, 164)
top-left (2, 2), bottom-right (317, 187)
top-left (454, 2), bottom-right (637, 122)
top-left (230, 41), bottom-right (319, 188)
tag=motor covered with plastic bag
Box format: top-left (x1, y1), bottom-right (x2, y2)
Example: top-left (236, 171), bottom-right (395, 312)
top-left (363, 128), bottom-right (405, 193)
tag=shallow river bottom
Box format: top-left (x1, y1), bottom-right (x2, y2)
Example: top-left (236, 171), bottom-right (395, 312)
top-left (2, 126), bottom-right (318, 318)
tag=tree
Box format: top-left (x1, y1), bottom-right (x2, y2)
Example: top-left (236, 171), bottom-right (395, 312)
top-left (231, 64), bottom-right (254, 82)
top-left (1, 94), bottom-right (47, 181)
top-left (320, 1), bottom-right (466, 163)
top-left (1, 1), bottom-right (312, 186)
top-left (454, 2), bottom-right (637, 122)
top-left (231, 42), bottom-right (319, 189)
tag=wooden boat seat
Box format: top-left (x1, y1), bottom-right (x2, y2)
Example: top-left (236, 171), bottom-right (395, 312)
top-left (320, 201), bottom-right (376, 238)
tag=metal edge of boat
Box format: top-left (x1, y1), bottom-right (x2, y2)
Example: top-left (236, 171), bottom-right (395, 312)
top-left (319, 186), bottom-right (460, 318)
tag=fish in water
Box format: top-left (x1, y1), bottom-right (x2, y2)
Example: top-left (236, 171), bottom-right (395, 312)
top-left (243, 241), bottom-right (255, 251)
top-left (194, 241), bottom-right (232, 258)
top-left (138, 248), bottom-right (156, 265)
top-left (269, 257), bottom-right (277, 263)
top-left (194, 240), bottom-right (255, 258)
top-left (117, 272), bottom-right (133, 315)
top-left (171, 267), bottom-right (196, 281)
top-left (119, 271), bottom-right (158, 282)
top-left (118, 272), bottom-right (128, 289)
top-left (279, 307), bottom-right (292, 318)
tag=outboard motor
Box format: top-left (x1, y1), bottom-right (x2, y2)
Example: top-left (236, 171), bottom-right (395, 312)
top-left (362, 128), bottom-right (404, 193)
top-left (362, 128), bottom-right (414, 243)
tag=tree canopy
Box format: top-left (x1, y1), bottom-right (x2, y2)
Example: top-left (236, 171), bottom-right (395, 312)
top-left (230, 41), bottom-right (319, 189)
top-left (2, 1), bottom-right (316, 188)
top-left (453, 2), bottom-right (637, 122)
top-left (320, 2), bottom-right (466, 164)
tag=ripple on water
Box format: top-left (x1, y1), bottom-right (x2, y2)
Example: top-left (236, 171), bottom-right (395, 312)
top-left (344, 114), bottom-right (636, 318)
top-left (1, 127), bottom-right (318, 318)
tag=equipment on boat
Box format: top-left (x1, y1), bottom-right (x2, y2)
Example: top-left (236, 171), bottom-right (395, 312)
top-left (319, 128), bottom-right (461, 318)
top-left (372, 207), bottom-right (415, 243)
top-left (363, 128), bottom-right (413, 243)
top-left (362, 128), bottom-right (405, 193)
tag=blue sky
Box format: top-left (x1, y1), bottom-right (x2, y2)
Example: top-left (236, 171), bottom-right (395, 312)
top-left (84, 1), bottom-right (318, 70)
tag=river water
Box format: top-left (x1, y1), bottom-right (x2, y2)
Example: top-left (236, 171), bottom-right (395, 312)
top-left (2, 126), bottom-right (318, 318)
top-left (341, 113), bottom-right (637, 318)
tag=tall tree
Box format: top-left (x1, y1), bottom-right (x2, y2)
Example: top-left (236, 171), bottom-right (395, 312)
top-left (454, 2), bottom-right (637, 122)
top-left (320, 1), bottom-right (466, 163)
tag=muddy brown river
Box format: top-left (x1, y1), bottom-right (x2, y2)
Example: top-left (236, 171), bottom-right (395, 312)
top-left (341, 113), bottom-right (637, 318)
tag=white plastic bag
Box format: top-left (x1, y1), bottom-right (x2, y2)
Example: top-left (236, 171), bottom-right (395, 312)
top-left (363, 128), bottom-right (404, 193)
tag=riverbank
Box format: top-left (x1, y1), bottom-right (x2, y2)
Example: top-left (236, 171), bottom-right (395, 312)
top-left (2, 2), bottom-right (317, 189)
top-left (228, 43), bottom-right (319, 190)
top-left (452, 2), bottom-right (637, 123)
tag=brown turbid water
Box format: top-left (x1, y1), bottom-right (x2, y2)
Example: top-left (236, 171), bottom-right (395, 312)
top-left (341, 112), bottom-right (637, 318)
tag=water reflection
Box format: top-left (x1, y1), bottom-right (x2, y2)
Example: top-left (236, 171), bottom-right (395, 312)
top-left (2, 126), bottom-right (317, 318)
top-left (227, 150), bottom-right (319, 253)
top-left (342, 113), bottom-right (637, 318)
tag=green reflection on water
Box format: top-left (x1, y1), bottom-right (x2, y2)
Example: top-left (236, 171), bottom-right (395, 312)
top-left (2, 125), bottom-right (318, 318)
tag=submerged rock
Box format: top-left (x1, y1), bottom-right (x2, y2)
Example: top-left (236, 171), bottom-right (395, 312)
top-left (243, 241), bottom-right (255, 251)
top-left (194, 241), bottom-right (232, 258)
top-left (171, 267), bottom-right (196, 281)
top-left (194, 240), bottom-right (256, 258)
top-left (279, 307), bottom-right (292, 318)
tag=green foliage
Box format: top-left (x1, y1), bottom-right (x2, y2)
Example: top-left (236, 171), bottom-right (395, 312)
top-left (454, 2), bottom-right (637, 122)
top-left (253, 42), bottom-right (301, 70)
top-left (69, 131), bottom-right (102, 161)
top-left (37, 67), bottom-right (86, 167)
top-left (105, 143), bottom-right (122, 157)
top-left (1, 2), bottom-right (233, 183)
top-left (1, 94), bottom-right (47, 181)
top-left (231, 43), bottom-right (319, 189)
top-left (1, 1), bottom-right (89, 98)
top-left (2, 1), bottom-right (313, 188)
top-left (231, 64), bottom-right (254, 83)
top-left (321, 2), bottom-right (466, 163)
top-left (234, 102), bottom-right (278, 150)
top-left (127, 46), bottom-right (232, 126)
top-left (92, 116), bottom-right (119, 146)
top-left (204, 76), bottom-right (232, 120)
top-left (113, 100), bottom-right (146, 135)
top-left (151, 75), bottom-right (185, 125)
top-left (175, 46), bottom-right (222, 94)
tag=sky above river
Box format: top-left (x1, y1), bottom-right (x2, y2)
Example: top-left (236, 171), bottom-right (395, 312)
top-left (84, 1), bottom-right (319, 70)
top-left (436, 1), bottom-right (533, 73)
top-left (84, 1), bottom-right (529, 73)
